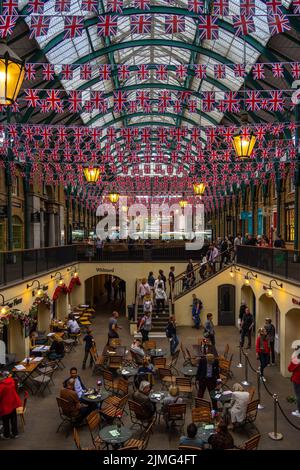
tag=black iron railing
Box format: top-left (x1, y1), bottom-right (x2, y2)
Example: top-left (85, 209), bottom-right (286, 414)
top-left (236, 245), bottom-right (300, 283)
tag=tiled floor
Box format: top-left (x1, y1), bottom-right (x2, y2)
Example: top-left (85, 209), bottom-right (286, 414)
top-left (1, 300), bottom-right (299, 450)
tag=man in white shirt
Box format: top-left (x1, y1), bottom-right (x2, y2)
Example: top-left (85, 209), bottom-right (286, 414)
top-left (67, 315), bottom-right (80, 334)
top-left (233, 233), bottom-right (242, 260)
top-left (64, 367), bottom-right (87, 399)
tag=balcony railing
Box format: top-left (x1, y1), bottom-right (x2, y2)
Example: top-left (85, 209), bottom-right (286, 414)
top-left (236, 245), bottom-right (300, 283)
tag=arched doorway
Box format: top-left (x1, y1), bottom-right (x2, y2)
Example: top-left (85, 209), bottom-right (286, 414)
top-left (285, 308), bottom-right (300, 373)
top-left (218, 284), bottom-right (235, 325)
top-left (85, 275), bottom-right (126, 313)
top-left (37, 303), bottom-right (51, 334)
top-left (241, 284), bottom-right (256, 332)
top-left (258, 294), bottom-right (280, 358)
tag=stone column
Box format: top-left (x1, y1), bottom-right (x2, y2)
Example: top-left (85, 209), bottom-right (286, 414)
top-left (48, 211), bottom-right (55, 247)
top-left (40, 209), bottom-right (45, 247)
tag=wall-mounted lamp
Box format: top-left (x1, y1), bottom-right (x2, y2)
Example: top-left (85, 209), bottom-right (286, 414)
top-left (0, 294), bottom-right (9, 315)
top-left (229, 265), bottom-right (240, 278)
top-left (51, 272), bottom-right (62, 280)
top-left (265, 279), bottom-right (283, 298)
top-left (244, 271), bottom-right (257, 285)
top-left (67, 266), bottom-right (78, 277)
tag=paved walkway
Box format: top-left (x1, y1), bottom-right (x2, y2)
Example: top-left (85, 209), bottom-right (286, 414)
top-left (1, 301), bottom-right (299, 450)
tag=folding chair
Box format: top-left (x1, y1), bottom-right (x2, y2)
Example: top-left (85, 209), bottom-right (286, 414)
top-left (32, 367), bottom-right (54, 396)
top-left (175, 377), bottom-right (193, 401)
top-left (16, 391), bottom-right (28, 432)
top-left (87, 411), bottom-right (106, 450)
top-left (125, 417), bottom-right (155, 450)
top-left (103, 370), bottom-right (118, 392)
top-left (180, 343), bottom-right (191, 367)
top-left (191, 407), bottom-right (212, 424)
top-left (114, 377), bottom-right (129, 398)
top-left (243, 400), bottom-right (259, 425)
top-left (158, 368), bottom-right (175, 389)
top-left (100, 394), bottom-right (128, 423)
top-left (165, 403), bottom-right (186, 431)
top-left (166, 350), bottom-right (180, 374)
top-left (90, 347), bottom-right (105, 375)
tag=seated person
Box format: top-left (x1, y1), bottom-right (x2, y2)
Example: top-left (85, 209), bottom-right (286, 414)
top-left (207, 420), bottom-right (234, 450)
top-left (67, 314), bottom-right (80, 334)
top-left (47, 334), bottom-right (65, 360)
top-left (229, 383), bottom-right (250, 428)
top-left (132, 381), bottom-right (155, 421)
top-left (63, 367), bottom-right (87, 400)
top-left (134, 358), bottom-right (154, 388)
top-left (60, 379), bottom-right (90, 421)
top-left (130, 339), bottom-right (145, 358)
top-left (162, 385), bottom-right (183, 409)
top-left (179, 423), bottom-right (204, 449)
top-left (29, 331), bottom-right (38, 351)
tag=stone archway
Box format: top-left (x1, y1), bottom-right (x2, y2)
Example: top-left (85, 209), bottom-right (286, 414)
top-left (258, 293), bottom-right (280, 356)
top-left (285, 308), bottom-right (300, 373)
top-left (84, 274), bottom-right (126, 314)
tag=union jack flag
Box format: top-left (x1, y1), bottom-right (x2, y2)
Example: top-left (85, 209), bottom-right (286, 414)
top-left (232, 16), bottom-right (255, 36)
top-left (265, 0), bottom-right (282, 14)
top-left (272, 62), bottom-right (284, 78)
top-left (188, 0), bottom-right (205, 13)
top-left (2, 0), bottom-right (18, 15)
top-left (202, 92), bottom-right (215, 112)
top-left (68, 91), bottom-right (82, 112)
top-left (176, 64), bottom-right (188, 79)
top-left (291, 62), bottom-right (300, 79)
top-left (0, 16), bottom-right (17, 38)
top-left (130, 15), bottom-right (152, 34)
top-left (173, 100), bottom-right (182, 113)
top-left (90, 91), bottom-right (105, 110)
top-left (239, 0), bottom-right (255, 15)
top-left (165, 15), bottom-right (185, 34)
top-left (292, 0), bottom-right (300, 13)
top-left (64, 16), bottom-right (84, 39)
top-left (81, 0), bottom-right (99, 12)
top-left (113, 91), bottom-right (128, 112)
top-left (268, 14), bottom-right (290, 35)
top-left (129, 101), bottom-right (138, 113)
top-left (252, 63), bottom-right (265, 80)
top-left (30, 16), bottom-right (50, 38)
top-left (24, 89), bottom-right (40, 108)
top-left (107, 0), bottom-right (123, 13)
top-left (55, 0), bottom-right (71, 12)
top-left (245, 91), bottom-right (261, 111)
top-left (118, 65), bottom-right (130, 80)
top-left (214, 64), bottom-right (226, 79)
top-left (80, 64), bottom-right (92, 80)
top-left (233, 63), bottom-right (246, 77)
top-left (137, 64), bottom-right (150, 80)
top-left (27, 0), bottom-right (44, 13)
top-left (99, 65), bottom-right (111, 80)
top-left (158, 91), bottom-right (171, 110)
top-left (212, 0), bottom-right (229, 15)
top-left (42, 64), bottom-right (55, 81)
top-left (198, 16), bottom-right (219, 40)
top-left (97, 16), bottom-right (118, 37)
top-left (134, 0), bottom-right (150, 10)
top-left (137, 91), bottom-right (150, 107)
top-left (188, 100), bottom-right (197, 113)
top-left (61, 64), bottom-right (73, 80)
top-left (46, 90), bottom-right (62, 112)
top-left (194, 64), bottom-right (207, 78)
top-left (156, 65), bottom-right (168, 80)
top-left (268, 90), bottom-right (284, 112)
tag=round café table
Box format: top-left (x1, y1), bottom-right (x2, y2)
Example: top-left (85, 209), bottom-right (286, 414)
top-left (117, 366), bottom-right (138, 378)
top-left (180, 366), bottom-right (198, 377)
top-left (197, 423), bottom-right (216, 444)
top-left (99, 425), bottom-right (133, 449)
top-left (149, 391), bottom-right (166, 403)
top-left (149, 348), bottom-right (167, 358)
top-left (81, 389), bottom-right (110, 406)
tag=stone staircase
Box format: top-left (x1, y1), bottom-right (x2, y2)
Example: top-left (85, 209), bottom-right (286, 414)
top-left (136, 304), bottom-right (170, 333)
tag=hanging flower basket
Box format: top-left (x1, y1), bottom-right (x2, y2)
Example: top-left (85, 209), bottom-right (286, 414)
top-left (0, 308), bottom-right (37, 328)
top-left (30, 292), bottom-right (51, 312)
top-left (52, 284), bottom-right (69, 301)
top-left (68, 276), bottom-right (81, 293)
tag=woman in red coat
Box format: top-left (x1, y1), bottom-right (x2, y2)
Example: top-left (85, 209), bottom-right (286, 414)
top-left (256, 328), bottom-right (270, 382)
top-left (0, 371), bottom-right (22, 439)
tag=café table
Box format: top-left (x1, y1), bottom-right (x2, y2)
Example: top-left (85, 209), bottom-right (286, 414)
top-left (81, 389), bottom-right (110, 406)
top-left (31, 345), bottom-right (50, 356)
top-left (180, 366), bottom-right (198, 377)
top-left (149, 348), bottom-right (167, 358)
top-left (117, 366), bottom-right (138, 379)
top-left (99, 425), bottom-right (133, 449)
top-left (12, 357), bottom-right (43, 391)
top-left (197, 423), bottom-right (216, 444)
top-left (149, 391), bottom-right (166, 403)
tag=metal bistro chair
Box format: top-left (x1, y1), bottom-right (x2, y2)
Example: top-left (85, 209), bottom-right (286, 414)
top-left (100, 394), bottom-right (128, 423)
top-left (86, 410), bottom-right (106, 450)
top-left (165, 403), bottom-right (186, 432)
top-left (124, 416), bottom-right (155, 450)
top-left (239, 433), bottom-right (261, 450)
top-left (158, 368), bottom-right (175, 390)
top-left (114, 377), bottom-right (129, 398)
top-left (194, 397), bottom-right (212, 412)
top-left (243, 400), bottom-right (259, 426)
top-left (191, 407), bottom-right (212, 425)
top-left (128, 399), bottom-right (154, 431)
top-left (32, 367), bottom-right (55, 396)
top-left (16, 391), bottom-right (29, 432)
top-left (108, 355), bottom-right (124, 371)
top-left (103, 369), bottom-right (118, 393)
top-left (90, 347), bottom-right (105, 375)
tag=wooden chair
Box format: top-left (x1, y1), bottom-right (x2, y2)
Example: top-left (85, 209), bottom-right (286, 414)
top-left (153, 357), bottom-right (166, 370)
top-left (124, 417), bottom-right (155, 450)
top-left (73, 427), bottom-right (94, 450)
top-left (16, 391), bottom-right (28, 432)
top-left (194, 397), bottom-right (212, 411)
top-left (175, 377), bottom-right (193, 400)
top-left (243, 399), bottom-right (259, 425)
top-left (219, 357), bottom-right (232, 383)
top-left (166, 349), bottom-right (180, 374)
top-left (144, 340), bottom-right (156, 351)
top-left (247, 386), bottom-right (256, 402)
top-left (180, 343), bottom-right (190, 366)
top-left (108, 355), bottom-right (123, 370)
top-left (114, 377), bottom-right (129, 397)
top-left (56, 397), bottom-right (79, 435)
top-left (100, 394), bottom-right (128, 423)
top-left (103, 370), bottom-right (118, 392)
top-left (118, 445), bottom-right (139, 450)
top-left (86, 410), bottom-right (106, 450)
top-left (165, 403), bottom-right (186, 431)
top-left (240, 433), bottom-right (261, 450)
top-left (219, 344), bottom-right (230, 360)
top-left (128, 399), bottom-right (154, 430)
top-left (191, 407), bottom-right (212, 424)
top-left (178, 445), bottom-right (202, 451)
top-left (90, 347), bottom-right (105, 375)
top-left (158, 368), bottom-right (175, 389)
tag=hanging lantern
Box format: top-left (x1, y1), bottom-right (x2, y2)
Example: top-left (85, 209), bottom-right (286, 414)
top-left (0, 42), bottom-right (25, 106)
top-left (108, 192), bottom-right (120, 203)
top-left (83, 166), bottom-right (101, 183)
top-left (232, 131), bottom-right (256, 159)
top-left (193, 182), bottom-right (206, 196)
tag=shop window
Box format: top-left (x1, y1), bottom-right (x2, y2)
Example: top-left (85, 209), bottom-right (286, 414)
top-left (285, 207), bottom-right (295, 242)
top-left (12, 215), bottom-right (23, 249)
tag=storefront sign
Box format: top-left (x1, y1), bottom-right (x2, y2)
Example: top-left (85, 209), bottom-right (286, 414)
top-left (96, 267), bottom-right (114, 273)
top-left (7, 297), bottom-right (23, 308)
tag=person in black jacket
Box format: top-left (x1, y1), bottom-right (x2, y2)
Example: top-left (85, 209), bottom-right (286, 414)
top-left (196, 354), bottom-right (220, 409)
top-left (47, 335), bottom-right (65, 360)
top-left (238, 301), bottom-right (247, 327)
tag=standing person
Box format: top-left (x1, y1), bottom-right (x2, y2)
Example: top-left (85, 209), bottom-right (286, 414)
top-left (185, 259), bottom-right (195, 286)
top-left (82, 328), bottom-right (95, 369)
top-left (233, 233), bottom-right (242, 260)
top-left (256, 328), bottom-right (270, 382)
top-left (168, 266), bottom-right (175, 297)
top-left (159, 270), bottom-right (167, 290)
top-left (107, 311), bottom-right (122, 344)
top-left (274, 234), bottom-right (285, 248)
top-left (265, 318), bottom-right (276, 365)
top-left (155, 282), bottom-right (167, 318)
top-left (204, 313), bottom-right (215, 346)
top-left (288, 343), bottom-right (300, 418)
top-left (208, 244), bottom-right (219, 274)
top-left (196, 354), bottom-right (220, 409)
top-left (96, 238), bottom-right (104, 260)
top-left (192, 294), bottom-right (202, 330)
top-left (148, 271), bottom-right (156, 290)
top-left (0, 371), bottom-right (22, 439)
top-left (138, 278), bottom-right (151, 303)
top-left (165, 316), bottom-right (179, 356)
top-left (138, 310), bottom-right (152, 344)
top-left (240, 307), bottom-right (254, 349)
top-left (238, 301), bottom-right (247, 328)
top-left (118, 279), bottom-right (126, 302)
top-left (220, 238), bottom-right (228, 269)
